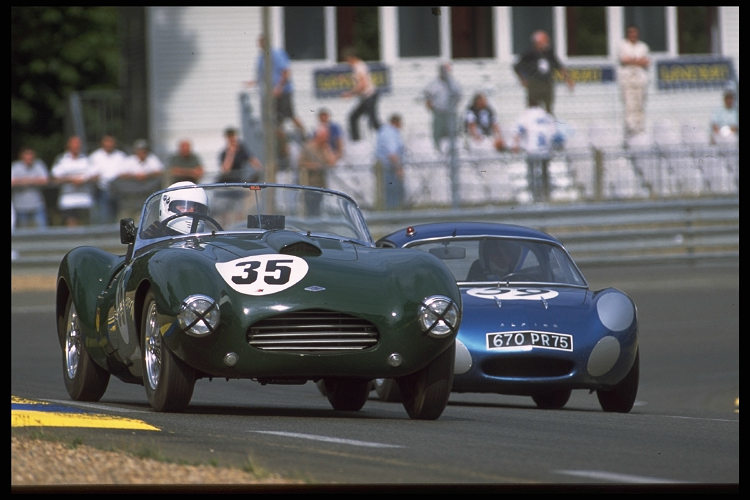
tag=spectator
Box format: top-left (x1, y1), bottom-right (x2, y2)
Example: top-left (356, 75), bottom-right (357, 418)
top-left (710, 85), bottom-right (738, 146)
top-left (297, 125), bottom-right (338, 215)
top-left (375, 113), bottom-right (406, 210)
top-left (464, 92), bottom-right (506, 153)
top-left (423, 62), bottom-right (462, 153)
top-left (218, 127), bottom-right (263, 183)
top-left (513, 30), bottom-right (574, 115)
top-left (315, 108), bottom-right (344, 163)
top-left (511, 99), bottom-right (564, 203)
top-left (255, 34), bottom-right (306, 163)
top-left (618, 25), bottom-right (651, 140)
top-left (112, 139), bottom-right (165, 220)
top-left (51, 135), bottom-right (96, 227)
top-left (11, 147), bottom-right (50, 229)
top-left (89, 134), bottom-right (127, 224)
top-left (341, 47), bottom-right (382, 142)
top-left (167, 139), bottom-right (204, 184)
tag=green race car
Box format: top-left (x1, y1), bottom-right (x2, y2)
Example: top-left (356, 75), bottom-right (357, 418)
top-left (56, 182), bottom-right (460, 419)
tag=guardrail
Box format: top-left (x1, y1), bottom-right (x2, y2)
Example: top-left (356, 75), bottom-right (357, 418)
top-left (11, 197), bottom-right (738, 273)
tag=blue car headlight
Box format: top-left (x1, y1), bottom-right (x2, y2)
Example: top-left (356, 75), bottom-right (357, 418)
top-left (178, 294), bottom-right (220, 337)
top-left (418, 295), bottom-right (460, 338)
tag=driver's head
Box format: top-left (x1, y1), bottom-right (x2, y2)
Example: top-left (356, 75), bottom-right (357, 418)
top-left (479, 239), bottom-right (521, 276)
top-left (159, 181), bottom-right (208, 234)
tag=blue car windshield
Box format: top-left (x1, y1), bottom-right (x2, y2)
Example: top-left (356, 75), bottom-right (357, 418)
top-left (137, 183), bottom-right (373, 245)
top-left (406, 237), bottom-right (587, 286)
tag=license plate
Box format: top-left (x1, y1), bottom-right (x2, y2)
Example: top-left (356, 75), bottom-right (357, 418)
top-left (486, 331), bottom-right (573, 351)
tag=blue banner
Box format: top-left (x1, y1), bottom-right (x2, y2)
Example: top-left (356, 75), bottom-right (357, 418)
top-left (313, 63), bottom-right (391, 99)
top-left (656, 57), bottom-right (736, 90)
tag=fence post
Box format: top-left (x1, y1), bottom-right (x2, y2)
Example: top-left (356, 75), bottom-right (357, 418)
top-left (593, 148), bottom-right (604, 201)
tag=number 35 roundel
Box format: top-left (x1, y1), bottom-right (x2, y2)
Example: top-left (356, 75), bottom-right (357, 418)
top-left (216, 254), bottom-right (309, 296)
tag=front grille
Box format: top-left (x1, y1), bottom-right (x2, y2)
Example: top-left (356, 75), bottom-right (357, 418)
top-left (482, 356), bottom-right (574, 378)
top-left (247, 309), bottom-right (379, 352)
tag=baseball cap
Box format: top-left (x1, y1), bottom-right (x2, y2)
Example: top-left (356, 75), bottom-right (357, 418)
top-left (133, 139), bottom-right (149, 150)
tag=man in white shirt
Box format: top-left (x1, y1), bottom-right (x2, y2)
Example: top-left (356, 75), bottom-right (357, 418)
top-left (89, 134), bottom-right (127, 223)
top-left (512, 101), bottom-right (564, 203)
top-left (619, 25), bottom-right (650, 140)
top-left (342, 47), bottom-right (382, 142)
top-left (112, 139), bottom-right (164, 220)
top-left (51, 135), bottom-right (96, 226)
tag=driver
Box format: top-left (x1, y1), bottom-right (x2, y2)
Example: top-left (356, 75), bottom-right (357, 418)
top-left (141, 181), bottom-right (209, 238)
top-left (467, 239), bottom-right (522, 281)
top-left (159, 181), bottom-right (209, 234)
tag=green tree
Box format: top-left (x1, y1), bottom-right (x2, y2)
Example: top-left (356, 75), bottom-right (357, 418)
top-left (11, 6), bottom-right (120, 166)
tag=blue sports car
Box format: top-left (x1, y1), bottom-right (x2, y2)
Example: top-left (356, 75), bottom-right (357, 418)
top-left (375, 222), bottom-right (639, 412)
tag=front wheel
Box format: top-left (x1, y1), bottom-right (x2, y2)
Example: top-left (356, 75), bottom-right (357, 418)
top-left (532, 388), bottom-right (571, 409)
top-left (141, 291), bottom-right (195, 412)
top-left (397, 342), bottom-right (455, 420)
top-left (597, 350), bottom-right (639, 413)
top-left (61, 295), bottom-right (110, 401)
top-left (324, 379), bottom-right (370, 411)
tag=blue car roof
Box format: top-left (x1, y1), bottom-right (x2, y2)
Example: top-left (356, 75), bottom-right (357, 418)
top-left (378, 221), bottom-right (562, 247)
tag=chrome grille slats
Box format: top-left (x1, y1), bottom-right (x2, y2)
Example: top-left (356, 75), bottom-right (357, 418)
top-left (248, 309), bottom-right (379, 352)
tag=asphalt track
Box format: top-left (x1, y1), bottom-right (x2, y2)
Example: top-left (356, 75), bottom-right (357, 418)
top-left (11, 260), bottom-right (739, 488)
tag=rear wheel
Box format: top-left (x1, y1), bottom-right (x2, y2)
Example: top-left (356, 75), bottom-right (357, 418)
top-left (141, 292), bottom-right (195, 412)
top-left (532, 389), bottom-right (571, 409)
top-left (397, 342), bottom-right (455, 420)
top-left (597, 350), bottom-right (639, 413)
top-left (61, 295), bottom-right (110, 401)
top-left (324, 379), bottom-right (370, 411)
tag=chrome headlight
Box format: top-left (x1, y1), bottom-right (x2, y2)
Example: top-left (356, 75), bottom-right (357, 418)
top-left (178, 294), bottom-right (220, 337)
top-left (418, 295), bottom-right (460, 338)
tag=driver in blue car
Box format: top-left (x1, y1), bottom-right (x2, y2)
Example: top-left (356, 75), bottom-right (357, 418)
top-left (142, 181), bottom-right (209, 238)
top-left (467, 238), bottom-right (522, 282)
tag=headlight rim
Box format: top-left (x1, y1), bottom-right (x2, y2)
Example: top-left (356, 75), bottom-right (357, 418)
top-left (418, 295), bottom-right (460, 338)
top-left (178, 294), bottom-right (220, 337)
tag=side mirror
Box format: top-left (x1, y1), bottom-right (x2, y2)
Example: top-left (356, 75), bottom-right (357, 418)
top-left (120, 218), bottom-right (137, 244)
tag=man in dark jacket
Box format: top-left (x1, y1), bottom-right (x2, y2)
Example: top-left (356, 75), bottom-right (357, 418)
top-left (513, 30), bottom-right (574, 115)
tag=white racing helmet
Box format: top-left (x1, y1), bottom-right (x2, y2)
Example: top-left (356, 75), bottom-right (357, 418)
top-left (159, 181), bottom-right (209, 234)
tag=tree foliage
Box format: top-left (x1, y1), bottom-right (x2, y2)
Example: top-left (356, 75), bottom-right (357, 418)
top-left (11, 6), bottom-right (120, 166)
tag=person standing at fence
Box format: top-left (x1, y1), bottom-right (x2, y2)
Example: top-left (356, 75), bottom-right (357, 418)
top-left (298, 125), bottom-right (338, 215)
top-left (511, 99), bottom-right (563, 203)
top-left (513, 30), bottom-right (574, 116)
top-left (167, 139), bottom-right (204, 184)
top-left (51, 135), bottom-right (96, 227)
top-left (374, 113), bottom-right (406, 210)
top-left (112, 139), bottom-right (165, 220)
top-left (218, 127), bottom-right (263, 183)
top-left (11, 147), bottom-right (49, 229)
top-left (618, 25), bottom-right (651, 141)
top-left (342, 47), bottom-right (382, 142)
top-left (464, 92), bottom-right (506, 153)
top-left (423, 62), bottom-right (462, 153)
top-left (710, 85), bottom-right (738, 146)
top-left (315, 108), bottom-right (344, 164)
top-left (89, 134), bottom-right (127, 224)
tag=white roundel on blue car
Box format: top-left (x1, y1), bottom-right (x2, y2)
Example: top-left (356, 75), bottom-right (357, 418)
top-left (215, 254), bottom-right (309, 296)
top-left (596, 292), bottom-right (635, 332)
top-left (466, 287), bottom-right (559, 301)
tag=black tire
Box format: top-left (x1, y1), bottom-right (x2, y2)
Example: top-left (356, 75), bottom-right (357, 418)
top-left (597, 349), bottom-right (639, 413)
top-left (397, 342), bottom-right (455, 420)
top-left (532, 388), bottom-right (572, 409)
top-left (374, 378), bottom-right (402, 402)
top-left (141, 291), bottom-right (195, 412)
top-left (324, 379), bottom-right (370, 411)
top-left (61, 295), bottom-right (110, 401)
